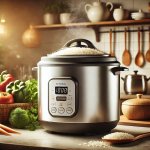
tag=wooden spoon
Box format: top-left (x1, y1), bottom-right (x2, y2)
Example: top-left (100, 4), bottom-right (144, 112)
top-left (145, 28), bottom-right (150, 62)
top-left (109, 29), bottom-right (115, 56)
top-left (135, 28), bottom-right (145, 67)
top-left (102, 132), bottom-right (150, 144)
top-left (122, 28), bottom-right (131, 66)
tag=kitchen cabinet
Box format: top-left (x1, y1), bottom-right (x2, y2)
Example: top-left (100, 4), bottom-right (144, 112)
top-left (33, 19), bottom-right (150, 42)
top-left (0, 125), bottom-right (150, 150)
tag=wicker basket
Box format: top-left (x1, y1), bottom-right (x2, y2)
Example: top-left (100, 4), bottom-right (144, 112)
top-left (0, 103), bottom-right (32, 123)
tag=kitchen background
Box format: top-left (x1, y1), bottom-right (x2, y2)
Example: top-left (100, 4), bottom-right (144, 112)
top-left (0, 0), bottom-right (149, 94)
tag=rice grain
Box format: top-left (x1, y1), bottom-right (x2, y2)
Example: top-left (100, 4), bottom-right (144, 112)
top-left (102, 132), bottom-right (135, 140)
top-left (50, 47), bottom-right (105, 56)
top-left (79, 140), bottom-right (112, 149)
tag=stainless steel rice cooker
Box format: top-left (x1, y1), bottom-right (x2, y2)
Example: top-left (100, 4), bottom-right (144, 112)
top-left (36, 39), bottom-right (127, 134)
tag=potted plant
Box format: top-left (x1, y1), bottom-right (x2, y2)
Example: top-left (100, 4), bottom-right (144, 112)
top-left (43, 1), bottom-right (60, 25)
top-left (59, 2), bottom-right (72, 24)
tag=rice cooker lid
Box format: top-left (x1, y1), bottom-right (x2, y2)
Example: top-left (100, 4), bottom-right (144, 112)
top-left (40, 39), bottom-right (119, 63)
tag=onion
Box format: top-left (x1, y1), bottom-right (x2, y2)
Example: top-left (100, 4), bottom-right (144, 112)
top-left (22, 25), bottom-right (40, 48)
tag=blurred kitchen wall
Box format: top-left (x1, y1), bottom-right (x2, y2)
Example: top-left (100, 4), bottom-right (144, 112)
top-left (0, 0), bottom-right (149, 93)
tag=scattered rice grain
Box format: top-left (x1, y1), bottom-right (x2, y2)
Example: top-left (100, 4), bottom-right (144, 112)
top-left (79, 140), bottom-right (111, 149)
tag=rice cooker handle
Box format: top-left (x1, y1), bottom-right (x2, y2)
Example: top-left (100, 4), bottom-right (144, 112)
top-left (111, 67), bottom-right (129, 75)
top-left (64, 39), bottom-right (97, 49)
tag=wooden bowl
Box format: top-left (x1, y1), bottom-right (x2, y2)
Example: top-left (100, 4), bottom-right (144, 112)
top-left (121, 94), bottom-right (150, 120)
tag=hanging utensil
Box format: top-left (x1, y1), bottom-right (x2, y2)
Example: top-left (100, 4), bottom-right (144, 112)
top-left (109, 29), bottom-right (115, 56)
top-left (122, 27), bottom-right (131, 66)
top-left (135, 27), bottom-right (145, 67)
top-left (145, 27), bottom-right (150, 62)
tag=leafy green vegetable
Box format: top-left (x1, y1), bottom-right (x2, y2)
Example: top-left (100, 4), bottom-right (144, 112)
top-left (9, 105), bottom-right (40, 131)
top-left (26, 105), bottom-right (41, 131)
top-left (25, 79), bottom-right (38, 103)
top-left (6, 80), bottom-right (28, 103)
top-left (6, 79), bottom-right (38, 103)
top-left (9, 107), bottom-right (30, 129)
top-left (8, 79), bottom-right (39, 130)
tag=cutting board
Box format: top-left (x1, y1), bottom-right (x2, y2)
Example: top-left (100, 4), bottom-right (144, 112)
top-left (119, 115), bottom-right (150, 127)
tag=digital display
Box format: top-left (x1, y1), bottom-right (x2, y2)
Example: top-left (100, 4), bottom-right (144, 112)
top-left (55, 86), bottom-right (68, 94)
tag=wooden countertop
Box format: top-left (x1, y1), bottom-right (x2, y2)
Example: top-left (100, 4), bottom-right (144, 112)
top-left (0, 125), bottom-right (150, 150)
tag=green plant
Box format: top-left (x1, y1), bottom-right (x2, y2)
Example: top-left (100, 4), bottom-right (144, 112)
top-left (44, 1), bottom-right (61, 13)
top-left (6, 79), bottom-right (38, 103)
top-left (25, 79), bottom-right (38, 103)
top-left (59, 1), bottom-right (71, 13)
top-left (25, 105), bottom-right (40, 131)
top-left (44, 1), bottom-right (71, 14)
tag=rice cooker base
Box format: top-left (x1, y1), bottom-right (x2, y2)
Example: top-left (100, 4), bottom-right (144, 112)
top-left (40, 120), bottom-right (118, 134)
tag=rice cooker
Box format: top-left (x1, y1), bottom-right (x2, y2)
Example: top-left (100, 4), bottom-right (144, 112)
top-left (36, 39), bottom-right (128, 134)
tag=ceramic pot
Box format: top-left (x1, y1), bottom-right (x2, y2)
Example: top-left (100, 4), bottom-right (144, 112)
top-left (122, 94), bottom-right (150, 120)
top-left (22, 26), bottom-right (40, 48)
top-left (60, 13), bottom-right (72, 24)
top-left (113, 6), bottom-right (124, 21)
top-left (43, 13), bottom-right (59, 25)
top-left (85, 0), bottom-right (113, 22)
top-left (131, 9), bottom-right (145, 20)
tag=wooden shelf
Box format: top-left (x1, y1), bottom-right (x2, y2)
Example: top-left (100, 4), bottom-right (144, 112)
top-left (33, 19), bottom-right (150, 29)
top-left (33, 19), bottom-right (150, 42)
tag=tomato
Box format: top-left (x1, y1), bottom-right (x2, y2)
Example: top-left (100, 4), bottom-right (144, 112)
top-left (0, 92), bottom-right (14, 104)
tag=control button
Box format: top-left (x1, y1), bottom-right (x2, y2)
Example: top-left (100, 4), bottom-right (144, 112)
top-left (58, 107), bottom-right (65, 114)
top-left (66, 107), bottom-right (73, 114)
top-left (51, 107), bottom-right (57, 113)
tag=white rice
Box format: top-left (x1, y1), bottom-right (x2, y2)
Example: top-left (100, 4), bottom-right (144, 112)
top-left (79, 140), bottom-right (111, 149)
top-left (78, 132), bottom-right (134, 149)
top-left (50, 47), bottom-right (104, 56)
top-left (102, 132), bottom-right (135, 140)
top-left (87, 140), bottom-right (110, 147)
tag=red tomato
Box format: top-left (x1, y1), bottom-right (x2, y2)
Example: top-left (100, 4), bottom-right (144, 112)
top-left (0, 92), bottom-right (14, 104)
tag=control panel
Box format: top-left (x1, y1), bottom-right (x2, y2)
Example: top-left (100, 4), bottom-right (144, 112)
top-left (48, 77), bottom-right (77, 117)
